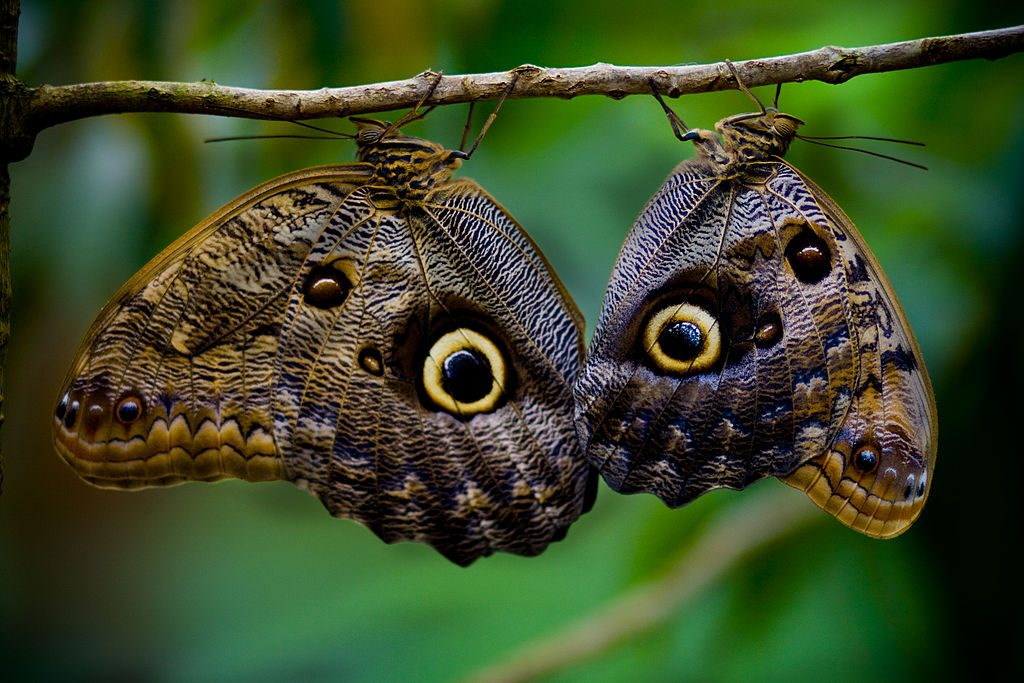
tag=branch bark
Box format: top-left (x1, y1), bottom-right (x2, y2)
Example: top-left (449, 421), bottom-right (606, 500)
top-left (24, 25), bottom-right (1024, 132)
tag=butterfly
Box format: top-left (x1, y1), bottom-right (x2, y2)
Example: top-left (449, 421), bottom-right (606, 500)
top-left (53, 77), bottom-right (596, 566)
top-left (574, 64), bottom-right (937, 538)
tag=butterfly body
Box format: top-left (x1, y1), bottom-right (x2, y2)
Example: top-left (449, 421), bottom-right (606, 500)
top-left (55, 120), bottom-right (594, 565)
top-left (575, 106), bottom-right (936, 538)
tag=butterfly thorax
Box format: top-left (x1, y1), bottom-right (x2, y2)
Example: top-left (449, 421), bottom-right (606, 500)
top-left (689, 110), bottom-right (804, 177)
top-left (352, 118), bottom-right (463, 201)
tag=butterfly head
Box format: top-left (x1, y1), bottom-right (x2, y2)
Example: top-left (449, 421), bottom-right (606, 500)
top-left (678, 110), bottom-right (805, 176)
top-left (349, 117), bottom-right (463, 198)
top-left (716, 110), bottom-right (805, 163)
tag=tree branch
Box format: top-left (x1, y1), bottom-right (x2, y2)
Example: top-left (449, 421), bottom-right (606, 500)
top-left (24, 25), bottom-right (1024, 133)
top-left (464, 488), bottom-right (819, 683)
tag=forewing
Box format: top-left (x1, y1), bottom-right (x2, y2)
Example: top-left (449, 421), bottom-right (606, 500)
top-left (53, 166), bottom-right (373, 488)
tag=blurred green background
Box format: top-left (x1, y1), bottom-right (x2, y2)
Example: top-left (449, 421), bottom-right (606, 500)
top-left (3, 1), bottom-right (1023, 681)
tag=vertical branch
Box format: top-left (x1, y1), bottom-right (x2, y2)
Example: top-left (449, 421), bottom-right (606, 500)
top-left (0, 163), bottom-right (7, 490)
top-left (0, 0), bottom-right (22, 490)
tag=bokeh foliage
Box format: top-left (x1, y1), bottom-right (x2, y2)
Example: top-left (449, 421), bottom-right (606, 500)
top-left (3, 1), bottom-right (1023, 680)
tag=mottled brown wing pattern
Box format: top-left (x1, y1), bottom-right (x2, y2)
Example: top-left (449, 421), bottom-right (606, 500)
top-left (778, 167), bottom-right (937, 537)
top-left (574, 106), bottom-right (936, 538)
top-left (54, 169), bottom-right (360, 488)
top-left (271, 179), bottom-right (592, 562)
top-left (575, 157), bottom-right (857, 501)
top-left (54, 123), bottom-right (594, 565)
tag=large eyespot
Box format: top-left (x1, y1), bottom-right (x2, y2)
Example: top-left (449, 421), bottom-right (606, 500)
top-left (785, 228), bottom-right (832, 284)
top-left (422, 328), bottom-right (506, 417)
top-left (642, 302), bottom-right (721, 375)
top-left (303, 260), bottom-right (355, 310)
top-left (852, 444), bottom-right (879, 473)
top-left (115, 396), bottom-right (143, 425)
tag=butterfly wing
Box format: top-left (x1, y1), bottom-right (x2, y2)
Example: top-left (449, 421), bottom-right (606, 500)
top-left (53, 166), bottom-right (366, 488)
top-left (54, 165), bottom-right (593, 565)
top-left (575, 152), bottom-right (935, 537)
top-left (777, 165), bottom-right (937, 538)
top-left (575, 156), bottom-right (857, 502)
top-left (271, 177), bottom-right (593, 563)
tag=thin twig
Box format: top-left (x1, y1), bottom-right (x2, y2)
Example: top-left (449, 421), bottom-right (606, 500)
top-left (24, 26), bottom-right (1024, 132)
top-left (463, 487), bottom-right (820, 683)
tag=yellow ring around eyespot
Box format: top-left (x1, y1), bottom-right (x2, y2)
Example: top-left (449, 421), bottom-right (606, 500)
top-left (643, 302), bottom-right (721, 374)
top-left (422, 328), bottom-right (506, 416)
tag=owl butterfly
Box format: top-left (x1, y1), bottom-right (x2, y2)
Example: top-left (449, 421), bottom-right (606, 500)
top-left (574, 65), bottom-right (937, 538)
top-left (53, 76), bottom-right (595, 566)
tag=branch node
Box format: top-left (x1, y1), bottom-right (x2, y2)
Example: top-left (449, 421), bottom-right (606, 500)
top-left (511, 64), bottom-right (543, 80)
top-left (146, 86), bottom-right (169, 102)
top-left (0, 77), bottom-right (35, 162)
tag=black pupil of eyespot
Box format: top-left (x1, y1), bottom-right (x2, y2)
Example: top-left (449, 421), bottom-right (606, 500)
top-left (917, 481), bottom-right (926, 497)
top-left (56, 393), bottom-right (69, 419)
top-left (303, 265), bottom-right (351, 309)
top-left (441, 348), bottom-right (493, 403)
top-left (659, 320), bottom-right (704, 361)
top-left (64, 401), bottom-right (79, 428)
top-left (853, 448), bottom-right (877, 472)
top-left (117, 400), bottom-right (140, 423)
